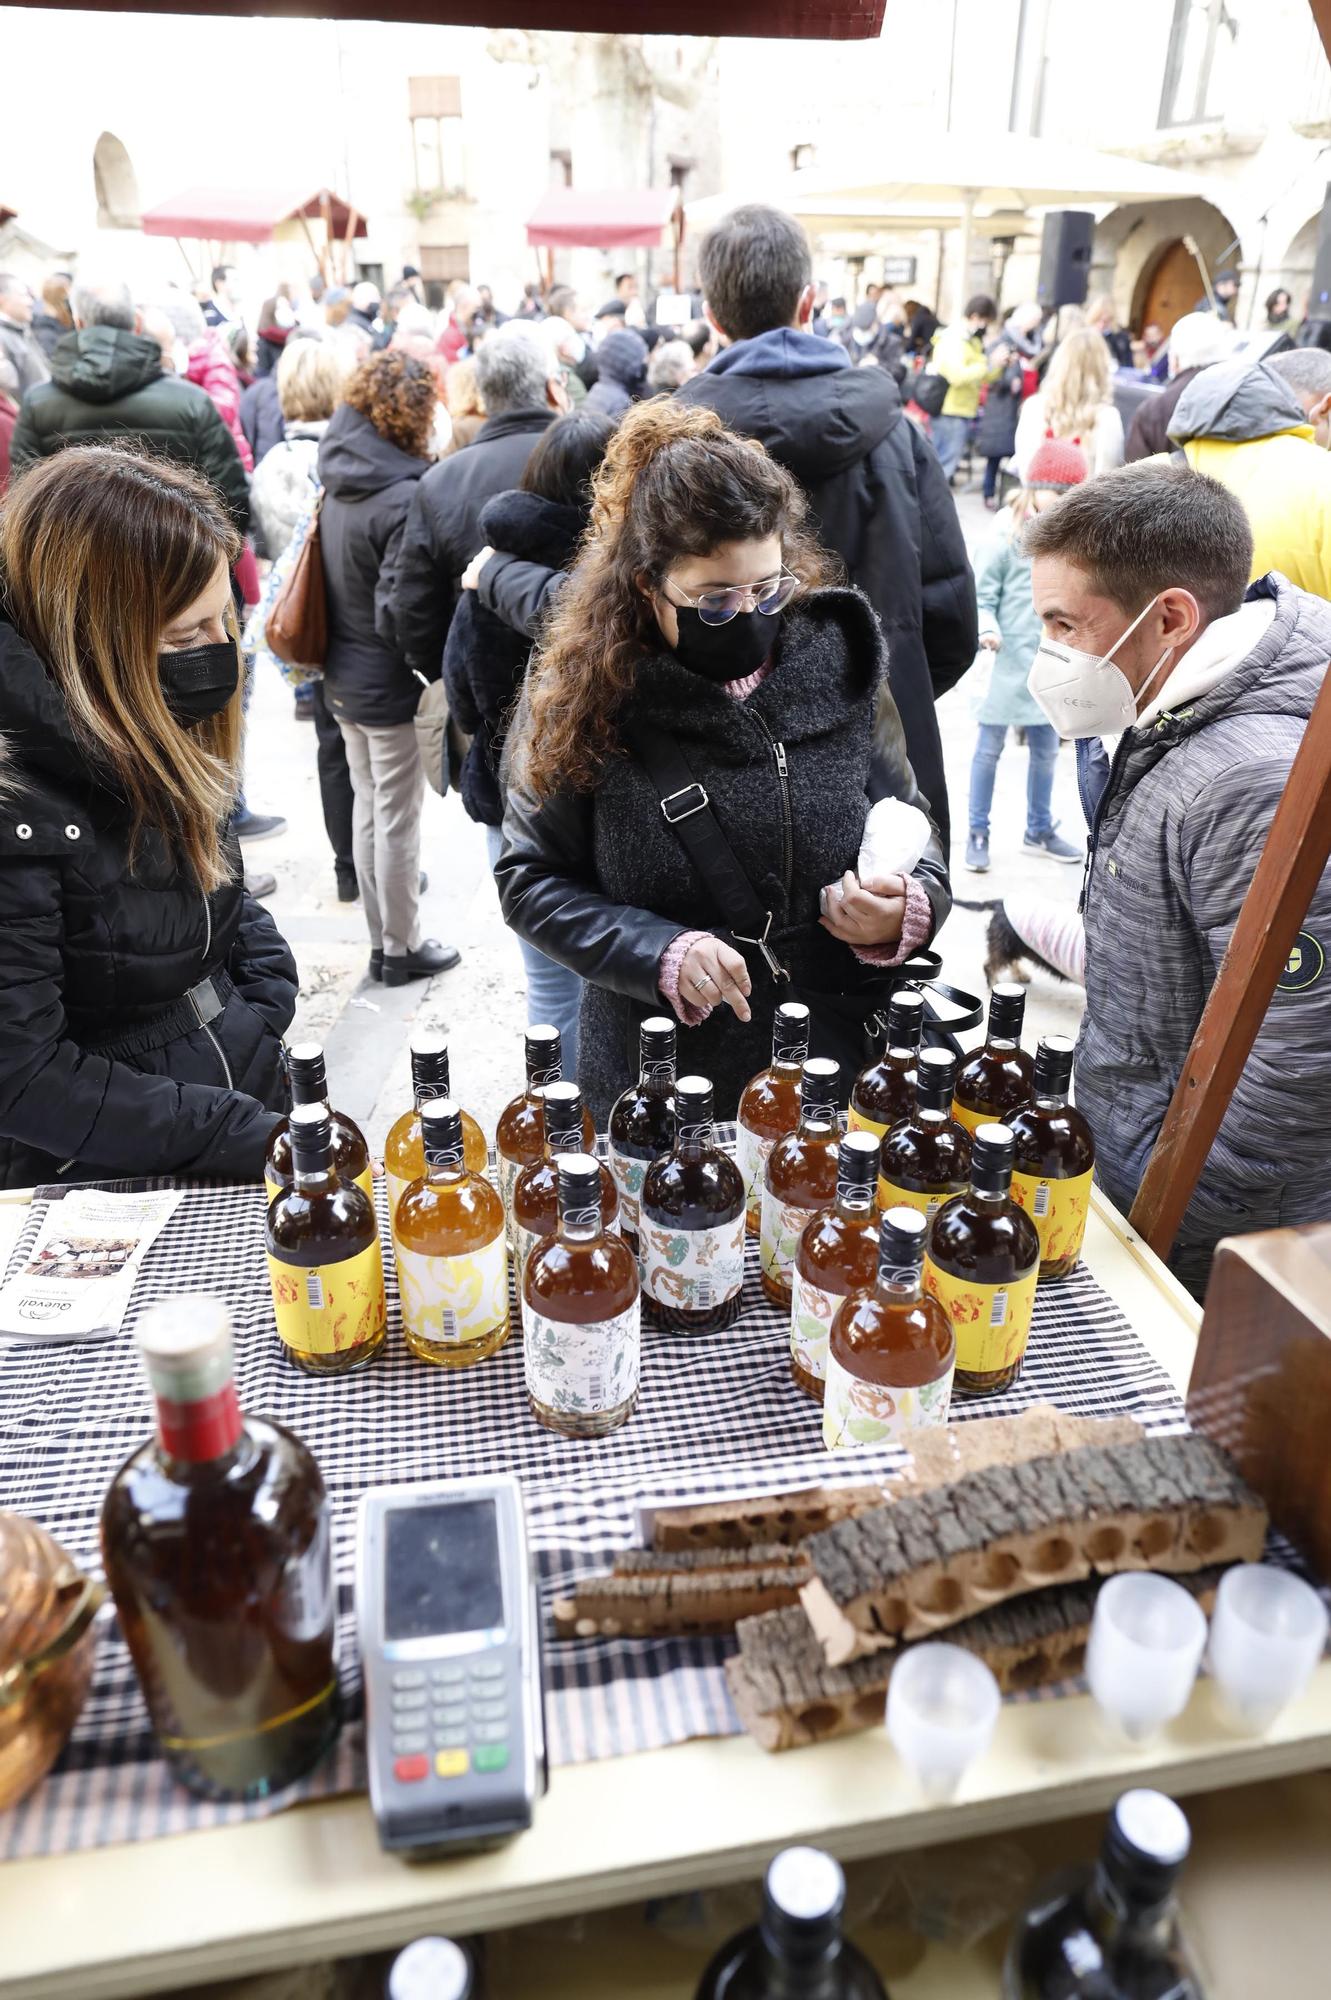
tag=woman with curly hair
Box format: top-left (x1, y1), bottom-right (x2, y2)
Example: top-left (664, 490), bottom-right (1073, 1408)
top-left (319, 350), bottom-right (459, 984)
top-left (497, 399), bottom-right (951, 1122)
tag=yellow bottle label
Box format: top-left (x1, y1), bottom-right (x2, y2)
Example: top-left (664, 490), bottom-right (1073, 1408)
top-left (267, 1240), bottom-right (385, 1357)
top-left (396, 1233), bottom-right (508, 1351)
top-left (265, 1167), bottom-right (374, 1208)
top-left (950, 1101), bottom-right (990, 1139)
top-left (823, 1351), bottom-right (955, 1452)
top-left (924, 1258), bottom-right (1038, 1377)
top-left (847, 1104), bottom-right (891, 1142)
top-left (876, 1177), bottom-right (951, 1222)
top-left (1011, 1166), bottom-right (1093, 1269)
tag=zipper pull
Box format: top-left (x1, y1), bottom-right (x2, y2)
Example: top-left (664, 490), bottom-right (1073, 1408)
top-left (773, 740), bottom-right (788, 778)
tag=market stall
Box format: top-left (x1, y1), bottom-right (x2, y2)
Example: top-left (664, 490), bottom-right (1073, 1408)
top-left (139, 185), bottom-right (369, 286)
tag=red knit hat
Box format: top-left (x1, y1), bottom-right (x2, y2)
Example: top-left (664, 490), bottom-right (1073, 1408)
top-left (1025, 435), bottom-right (1089, 491)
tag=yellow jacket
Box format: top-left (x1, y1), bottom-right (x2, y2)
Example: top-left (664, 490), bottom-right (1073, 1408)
top-left (1176, 430), bottom-right (1331, 599)
top-left (930, 324), bottom-right (999, 419)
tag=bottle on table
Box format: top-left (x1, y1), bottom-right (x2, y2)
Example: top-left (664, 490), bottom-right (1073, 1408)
top-left (395, 1099), bottom-right (509, 1368)
top-left (607, 1015), bottom-right (679, 1254)
top-left (100, 1299), bottom-right (340, 1801)
top-left (494, 1024), bottom-right (591, 1242)
top-left (640, 1074), bottom-right (747, 1334)
top-left (790, 1130), bottom-right (880, 1403)
top-left (824, 1206), bottom-right (956, 1452)
top-left (760, 1057), bottom-right (842, 1310)
top-left (265, 1040), bottom-right (373, 1206)
top-left (877, 1046), bottom-right (972, 1224)
top-left (385, 1935), bottom-right (478, 2000)
top-left (525, 1151), bottom-right (641, 1438)
top-left (926, 1122), bottom-right (1041, 1397)
top-left (1002, 1789), bottom-right (1204, 1998)
top-left (512, 1081), bottom-right (617, 1307)
top-left (952, 981), bottom-right (1035, 1137)
top-left (694, 1845), bottom-right (887, 2000)
top-left (385, 1032), bottom-right (487, 1220)
top-left (1008, 1034), bottom-right (1096, 1281)
top-left (736, 1001), bottom-right (812, 1236)
top-left (847, 989), bottom-right (926, 1141)
top-left (265, 1101), bottom-right (386, 1375)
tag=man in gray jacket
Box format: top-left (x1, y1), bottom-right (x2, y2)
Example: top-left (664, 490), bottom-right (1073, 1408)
top-left (1025, 462), bottom-right (1331, 1298)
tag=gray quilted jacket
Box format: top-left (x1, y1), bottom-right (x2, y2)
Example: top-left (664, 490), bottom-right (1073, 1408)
top-left (1078, 572), bottom-right (1331, 1298)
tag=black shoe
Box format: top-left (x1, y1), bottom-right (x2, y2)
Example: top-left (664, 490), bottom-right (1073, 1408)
top-left (369, 949), bottom-right (383, 982)
top-left (336, 864), bottom-right (359, 903)
top-left (245, 869), bottom-right (277, 899)
top-left (380, 940), bottom-right (461, 987)
top-left (233, 810), bottom-right (288, 842)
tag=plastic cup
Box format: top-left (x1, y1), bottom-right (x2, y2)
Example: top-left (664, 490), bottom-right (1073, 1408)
top-left (1085, 1574), bottom-right (1208, 1743)
top-left (1206, 1564), bottom-right (1329, 1733)
top-left (885, 1643), bottom-right (1001, 1799)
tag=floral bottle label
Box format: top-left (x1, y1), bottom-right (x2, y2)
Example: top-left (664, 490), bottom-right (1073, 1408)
top-left (525, 1301), bottom-right (641, 1418)
top-left (640, 1213), bottom-right (745, 1313)
top-left (760, 1190), bottom-right (815, 1290)
top-left (925, 1258), bottom-right (1039, 1376)
top-left (266, 1166), bottom-right (374, 1208)
top-left (267, 1241), bottom-right (385, 1358)
top-left (790, 1265), bottom-right (844, 1383)
top-left (1011, 1166), bottom-right (1093, 1269)
top-left (608, 1146), bottom-right (647, 1234)
top-left (822, 1351), bottom-right (954, 1452)
top-left (735, 1122), bottom-right (775, 1226)
top-left (396, 1233), bottom-right (508, 1351)
top-left (497, 1153), bottom-right (524, 1243)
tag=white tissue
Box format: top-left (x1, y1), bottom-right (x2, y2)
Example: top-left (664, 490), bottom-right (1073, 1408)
top-left (858, 798), bottom-right (932, 887)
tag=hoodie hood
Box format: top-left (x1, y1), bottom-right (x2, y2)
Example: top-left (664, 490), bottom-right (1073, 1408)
top-left (692, 326), bottom-right (900, 483)
top-left (50, 326), bottom-right (164, 405)
top-left (0, 613), bottom-right (94, 793)
top-left (595, 329), bottom-right (649, 389)
top-left (1168, 358), bottom-right (1313, 447)
top-left (478, 488), bottom-right (586, 568)
top-left (317, 402), bottom-right (429, 500)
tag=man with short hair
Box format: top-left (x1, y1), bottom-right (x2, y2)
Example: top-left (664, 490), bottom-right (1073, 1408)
top-left (203, 263), bottom-right (241, 328)
top-left (929, 293), bottom-right (1006, 482)
top-left (1125, 310), bottom-right (1237, 461)
top-left (390, 320), bottom-right (567, 674)
top-left (0, 272), bottom-right (50, 396)
top-left (1195, 269), bottom-right (1239, 322)
top-left (676, 202), bottom-right (976, 846)
top-left (1025, 461), bottom-right (1331, 1296)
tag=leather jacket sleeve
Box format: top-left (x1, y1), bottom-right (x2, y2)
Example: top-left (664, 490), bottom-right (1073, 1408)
top-left (477, 551), bottom-right (568, 640)
top-left (868, 683), bottom-right (952, 943)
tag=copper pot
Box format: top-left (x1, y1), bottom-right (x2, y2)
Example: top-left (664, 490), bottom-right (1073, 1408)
top-left (0, 1512), bottom-right (103, 1810)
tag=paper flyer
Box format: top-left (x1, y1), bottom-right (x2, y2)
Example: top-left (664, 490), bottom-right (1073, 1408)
top-left (0, 1188), bottom-right (185, 1342)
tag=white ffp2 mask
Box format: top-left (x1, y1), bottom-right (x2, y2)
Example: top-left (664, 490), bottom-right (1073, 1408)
top-left (1027, 595), bottom-right (1174, 739)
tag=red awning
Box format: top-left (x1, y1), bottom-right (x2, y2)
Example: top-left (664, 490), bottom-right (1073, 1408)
top-left (25, 1), bottom-right (885, 38)
top-left (0, 201), bottom-right (17, 228)
top-left (141, 187), bottom-right (368, 244)
top-left (526, 187), bottom-right (678, 251)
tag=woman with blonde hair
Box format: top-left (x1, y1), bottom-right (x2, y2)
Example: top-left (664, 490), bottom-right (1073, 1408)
top-left (1015, 325), bottom-right (1125, 479)
top-left (443, 357), bottom-right (486, 454)
top-left (0, 446), bottom-right (298, 1187)
top-left (250, 337), bottom-right (347, 559)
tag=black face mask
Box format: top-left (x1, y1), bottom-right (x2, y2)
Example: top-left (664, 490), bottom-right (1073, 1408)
top-left (158, 641), bottom-right (240, 724)
top-left (671, 606), bottom-right (779, 686)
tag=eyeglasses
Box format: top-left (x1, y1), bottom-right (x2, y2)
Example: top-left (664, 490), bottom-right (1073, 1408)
top-left (664, 570), bottom-right (800, 627)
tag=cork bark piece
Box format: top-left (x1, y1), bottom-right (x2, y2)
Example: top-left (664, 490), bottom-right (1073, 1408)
top-left (551, 1557), bottom-right (812, 1639)
top-left (799, 1434), bottom-right (1267, 1664)
top-left (648, 1487), bottom-right (880, 1552)
top-left (882, 1407), bottom-right (1144, 1499)
top-left (612, 1543), bottom-right (809, 1576)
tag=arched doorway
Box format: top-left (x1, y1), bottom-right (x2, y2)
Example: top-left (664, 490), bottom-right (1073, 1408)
top-left (93, 132), bottom-right (140, 230)
top-left (1093, 197), bottom-right (1244, 337)
top-left (1135, 239), bottom-right (1213, 336)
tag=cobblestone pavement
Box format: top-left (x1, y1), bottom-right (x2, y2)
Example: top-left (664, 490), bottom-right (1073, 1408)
top-left (264, 476), bottom-right (1084, 1150)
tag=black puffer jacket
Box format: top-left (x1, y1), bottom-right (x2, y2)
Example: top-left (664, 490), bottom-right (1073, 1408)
top-left (441, 489), bottom-right (586, 826)
top-left (317, 403), bottom-right (430, 728)
top-left (0, 616), bottom-right (299, 1189)
top-left (496, 587), bottom-right (951, 1123)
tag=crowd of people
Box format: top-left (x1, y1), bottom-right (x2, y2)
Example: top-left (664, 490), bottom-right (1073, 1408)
top-left (0, 206), bottom-right (1327, 1300)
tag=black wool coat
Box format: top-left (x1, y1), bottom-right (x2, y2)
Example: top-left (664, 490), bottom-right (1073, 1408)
top-left (317, 404), bottom-right (430, 728)
top-left (496, 587), bottom-right (951, 1124)
top-left (0, 616), bottom-right (299, 1189)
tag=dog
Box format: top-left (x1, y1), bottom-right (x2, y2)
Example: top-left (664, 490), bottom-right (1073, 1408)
top-left (954, 896), bottom-right (1085, 990)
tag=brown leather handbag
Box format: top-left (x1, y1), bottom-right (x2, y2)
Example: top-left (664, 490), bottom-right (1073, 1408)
top-left (265, 495), bottom-right (327, 667)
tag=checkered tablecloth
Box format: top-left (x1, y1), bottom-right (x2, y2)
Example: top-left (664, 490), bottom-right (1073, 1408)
top-left (0, 1142), bottom-right (1188, 1859)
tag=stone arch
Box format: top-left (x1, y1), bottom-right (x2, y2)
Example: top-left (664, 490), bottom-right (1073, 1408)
top-left (1091, 197), bottom-right (1244, 336)
top-left (1275, 209), bottom-right (1324, 319)
top-left (94, 132), bottom-right (140, 230)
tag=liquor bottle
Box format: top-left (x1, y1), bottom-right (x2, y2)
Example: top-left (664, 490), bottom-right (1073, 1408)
top-left (760, 1057), bottom-right (842, 1310)
top-left (877, 1046), bottom-right (972, 1223)
top-left (1008, 1034), bottom-right (1096, 1281)
top-left (385, 1936), bottom-right (478, 2000)
top-left (694, 1846), bottom-right (887, 2000)
top-left (395, 1099), bottom-right (509, 1368)
top-left (266, 1102), bottom-right (386, 1375)
top-left (265, 1041), bottom-right (373, 1206)
top-left (607, 1015), bottom-right (679, 1254)
top-left (385, 1032), bottom-right (487, 1220)
top-left (640, 1075), bottom-right (747, 1334)
top-left (824, 1207), bottom-right (956, 1452)
top-left (847, 989), bottom-right (925, 1141)
top-left (790, 1130), bottom-right (880, 1403)
top-left (926, 1122), bottom-right (1041, 1397)
top-left (494, 1024), bottom-right (592, 1243)
top-left (512, 1081), bottom-right (617, 1307)
top-left (525, 1152), bottom-right (641, 1437)
top-left (100, 1298), bottom-right (340, 1801)
top-left (952, 982), bottom-right (1035, 1137)
top-left (735, 1001), bottom-right (811, 1235)
top-left (1002, 1790), bottom-right (1205, 1998)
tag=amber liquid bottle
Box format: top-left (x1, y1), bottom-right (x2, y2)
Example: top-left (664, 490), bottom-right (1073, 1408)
top-left (525, 1153), bottom-right (641, 1438)
top-left (494, 1025), bottom-right (593, 1243)
top-left (607, 1016), bottom-right (679, 1254)
top-left (395, 1099), bottom-right (509, 1367)
top-left (266, 1103), bottom-right (386, 1376)
top-left (847, 989), bottom-right (925, 1142)
top-left (759, 1057), bottom-right (841, 1310)
top-left (512, 1081), bottom-right (617, 1310)
top-left (385, 1033), bottom-right (488, 1221)
top-left (640, 1075), bottom-right (747, 1334)
top-left (735, 1001), bottom-right (811, 1235)
top-left (927, 1122), bottom-right (1041, 1396)
top-left (265, 1041), bottom-right (373, 1207)
top-left (101, 1298), bottom-right (340, 1800)
top-left (824, 1208), bottom-right (957, 1452)
top-left (790, 1129), bottom-right (880, 1403)
top-left (878, 1047), bottom-right (972, 1224)
top-left (953, 982), bottom-right (1035, 1137)
top-left (1009, 1035), bottom-right (1097, 1281)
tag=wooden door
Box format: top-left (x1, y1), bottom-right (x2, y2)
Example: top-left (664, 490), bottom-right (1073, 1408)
top-left (1137, 239), bottom-right (1205, 336)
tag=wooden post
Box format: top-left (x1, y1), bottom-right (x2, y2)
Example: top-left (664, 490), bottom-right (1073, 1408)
top-left (1129, 663), bottom-right (1331, 1259)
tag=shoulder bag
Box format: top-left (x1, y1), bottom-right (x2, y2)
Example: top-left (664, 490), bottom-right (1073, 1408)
top-left (265, 493), bottom-right (328, 669)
